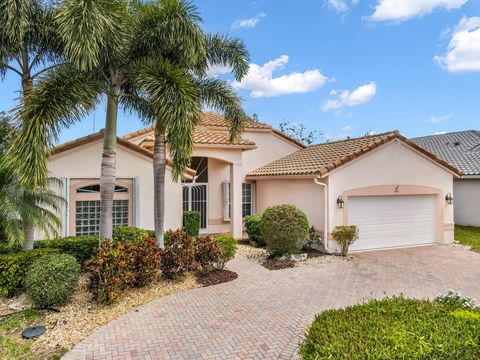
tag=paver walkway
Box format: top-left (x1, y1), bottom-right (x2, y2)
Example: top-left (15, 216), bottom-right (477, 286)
top-left (64, 245), bottom-right (480, 360)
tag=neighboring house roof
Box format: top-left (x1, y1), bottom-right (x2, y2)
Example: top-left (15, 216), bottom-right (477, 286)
top-left (50, 131), bottom-right (196, 177)
top-left (411, 130), bottom-right (480, 176)
top-left (122, 112), bottom-right (305, 149)
top-left (247, 131), bottom-right (462, 178)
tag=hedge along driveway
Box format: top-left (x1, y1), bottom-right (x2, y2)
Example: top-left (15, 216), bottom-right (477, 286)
top-left (65, 245), bottom-right (480, 360)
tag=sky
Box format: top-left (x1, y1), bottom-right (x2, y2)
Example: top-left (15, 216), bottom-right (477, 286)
top-left (1, 0), bottom-right (479, 143)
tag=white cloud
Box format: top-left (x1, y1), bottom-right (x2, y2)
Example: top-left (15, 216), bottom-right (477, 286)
top-left (435, 17), bottom-right (480, 72)
top-left (435, 131), bottom-right (447, 135)
top-left (326, 0), bottom-right (359, 13)
top-left (342, 124), bottom-right (353, 131)
top-left (233, 55), bottom-right (328, 97)
top-left (370, 0), bottom-right (467, 22)
top-left (206, 63), bottom-right (232, 77)
top-left (429, 112), bottom-right (453, 123)
top-left (232, 13), bottom-right (266, 29)
top-left (321, 82), bottom-right (377, 111)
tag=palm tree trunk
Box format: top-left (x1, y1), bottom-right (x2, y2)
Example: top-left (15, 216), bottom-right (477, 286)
top-left (99, 88), bottom-right (119, 241)
top-left (22, 221), bottom-right (34, 250)
top-left (153, 127), bottom-right (166, 249)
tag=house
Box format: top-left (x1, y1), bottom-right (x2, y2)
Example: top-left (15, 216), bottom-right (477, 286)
top-left (45, 113), bottom-right (303, 240)
top-left (412, 131), bottom-right (480, 227)
top-left (246, 131), bottom-right (461, 252)
top-left (45, 114), bottom-right (462, 253)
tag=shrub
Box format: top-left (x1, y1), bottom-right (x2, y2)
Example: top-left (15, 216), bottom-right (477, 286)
top-left (434, 290), bottom-right (477, 309)
top-left (331, 225), bottom-right (359, 256)
top-left (214, 236), bottom-right (237, 270)
top-left (183, 211), bottom-right (200, 237)
top-left (85, 240), bottom-right (134, 304)
top-left (112, 226), bottom-right (149, 243)
top-left (0, 248), bottom-right (59, 297)
top-left (261, 204), bottom-right (309, 256)
top-left (160, 228), bottom-right (195, 279)
top-left (195, 236), bottom-right (219, 269)
top-left (244, 215), bottom-right (264, 247)
top-left (34, 236), bottom-right (98, 267)
top-left (304, 226), bottom-right (321, 250)
top-left (0, 243), bottom-right (21, 255)
top-left (300, 296), bottom-right (480, 360)
top-left (129, 237), bottom-right (161, 287)
top-left (25, 254), bottom-right (80, 308)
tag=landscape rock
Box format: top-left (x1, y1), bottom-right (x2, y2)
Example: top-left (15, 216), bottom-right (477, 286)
top-left (8, 293), bottom-right (33, 311)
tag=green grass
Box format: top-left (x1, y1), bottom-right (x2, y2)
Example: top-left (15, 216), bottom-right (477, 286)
top-left (0, 309), bottom-right (67, 360)
top-left (300, 296), bottom-right (480, 360)
top-left (455, 225), bottom-right (480, 252)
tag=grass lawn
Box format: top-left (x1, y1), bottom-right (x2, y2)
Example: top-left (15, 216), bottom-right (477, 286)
top-left (300, 296), bottom-right (480, 360)
top-left (0, 310), bottom-right (67, 360)
top-left (455, 225), bottom-right (480, 252)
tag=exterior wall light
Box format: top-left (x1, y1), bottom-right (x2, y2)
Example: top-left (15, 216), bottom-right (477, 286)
top-left (337, 195), bottom-right (344, 209)
top-left (445, 193), bottom-right (453, 205)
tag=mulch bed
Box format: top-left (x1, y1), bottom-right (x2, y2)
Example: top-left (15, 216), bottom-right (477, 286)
top-left (195, 270), bottom-right (238, 287)
top-left (306, 248), bottom-right (324, 259)
top-left (262, 259), bottom-right (296, 270)
top-left (236, 239), bottom-right (251, 246)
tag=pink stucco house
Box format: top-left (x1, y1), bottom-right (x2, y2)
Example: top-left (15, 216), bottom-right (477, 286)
top-left (45, 113), bottom-right (462, 252)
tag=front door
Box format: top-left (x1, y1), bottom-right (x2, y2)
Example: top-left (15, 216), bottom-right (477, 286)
top-left (182, 183), bottom-right (208, 231)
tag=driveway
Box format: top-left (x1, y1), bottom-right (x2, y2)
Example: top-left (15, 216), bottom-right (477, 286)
top-left (64, 245), bottom-right (480, 360)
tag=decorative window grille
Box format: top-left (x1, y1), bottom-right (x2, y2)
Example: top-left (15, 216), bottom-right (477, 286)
top-left (75, 200), bottom-right (129, 236)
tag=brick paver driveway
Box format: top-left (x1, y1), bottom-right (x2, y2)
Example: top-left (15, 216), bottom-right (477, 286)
top-left (65, 245), bottom-right (480, 360)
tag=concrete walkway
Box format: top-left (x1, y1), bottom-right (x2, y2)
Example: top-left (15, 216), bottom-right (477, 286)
top-left (64, 245), bottom-right (480, 360)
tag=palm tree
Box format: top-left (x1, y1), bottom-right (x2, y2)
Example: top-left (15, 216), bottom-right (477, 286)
top-left (130, 33), bottom-right (250, 247)
top-left (50, 0), bottom-right (208, 240)
top-left (0, 113), bottom-right (64, 249)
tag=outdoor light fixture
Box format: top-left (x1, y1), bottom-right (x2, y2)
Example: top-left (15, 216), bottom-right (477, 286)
top-left (337, 195), bottom-right (344, 209)
top-left (445, 193), bottom-right (453, 205)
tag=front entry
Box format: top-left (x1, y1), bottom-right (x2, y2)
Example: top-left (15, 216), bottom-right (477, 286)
top-left (182, 183), bottom-right (208, 231)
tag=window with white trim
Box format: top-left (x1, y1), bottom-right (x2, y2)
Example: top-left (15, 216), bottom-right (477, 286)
top-left (75, 200), bottom-right (129, 236)
top-left (242, 183), bottom-right (255, 218)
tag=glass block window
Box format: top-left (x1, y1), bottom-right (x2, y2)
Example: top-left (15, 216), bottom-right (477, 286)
top-left (75, 200), bottom-right (129, 236)
top-left (242, 183), bottom-right (253, 218)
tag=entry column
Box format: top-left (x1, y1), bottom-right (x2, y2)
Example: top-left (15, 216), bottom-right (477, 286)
top-left (230, 163), bottom-right (243, 239)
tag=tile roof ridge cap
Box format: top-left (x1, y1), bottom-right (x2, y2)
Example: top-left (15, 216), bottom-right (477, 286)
top-left (306, 130), bottom-right (398, 148)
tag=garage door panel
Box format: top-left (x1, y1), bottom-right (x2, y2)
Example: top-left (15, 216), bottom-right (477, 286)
top-left (348, 195), bottom-right (436, 251)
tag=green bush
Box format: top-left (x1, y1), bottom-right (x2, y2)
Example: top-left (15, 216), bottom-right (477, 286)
top-left (183, 211), bottom-right (200, 237)
top-left (434, 290), bottom-right (477, 309)
top-left (34, 236), bottom-right (98, 267)
top-left (261, 204), bottom-right (309, 256)
top-left (0, 248), bottom-right (59, 297)
top-left (0, 243), bottom-right (21, 255)
top-left (112, 226), bottom-right (149, 243)
top-left (244, 215), bottom-right (264, 247)
top-left (161, 228), bottom-right (195, 279)
top-left (214, 236), bottom-right (237, 270)
top-left (195, 235), bottom-right (219, 269)
top-left (304, 226), bottom-right (321, 250)
top-left (331, 225), bottom-right (359, 256)
top-left (300, 296), bottom-right (480, 360)
top-left (25, 254), bottom-right (80, 308)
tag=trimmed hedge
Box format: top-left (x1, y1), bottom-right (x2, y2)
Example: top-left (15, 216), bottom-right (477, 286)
top-left (112, 226), bottom-right (149, 243)
top-left (0, 243), bottom-right (21, 255)
top-left (25, 254), bottom-right (80, 308)
top-left (0, 248), bottom-right (59, 297)
top-left (261, 204), bottom-right (309, 256)
top-left (300, 296), bottom-right (480, 360)
top-left (34, 236), bottom-right (98, 267)
top-left (244, 215), bottom-right (264, 247)
top-left (183, 211), bottom-right (200, 237)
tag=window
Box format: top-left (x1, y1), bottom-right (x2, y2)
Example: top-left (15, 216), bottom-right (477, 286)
top-left (75, 200), bottom-right (129, 236)
top-left (77, 185), bottom-right (128, 193)
top-left (242, 183), bottom-right (254, 218)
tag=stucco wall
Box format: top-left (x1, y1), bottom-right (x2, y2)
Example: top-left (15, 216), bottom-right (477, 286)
top-left (255, 178), bottom-right (325, 231)
top-left (206, 158), bottom-right (231, 234)
top-left (241, 131), bottom-right (302, 177)
top-left (328, 140), bottom-right (455, 244)
top-left (47, 139), bottom-right (182, 238)
top-left (453, 178), bottom-right (480, 227)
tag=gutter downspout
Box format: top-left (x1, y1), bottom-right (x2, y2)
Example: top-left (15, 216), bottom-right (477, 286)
top-left (314, 175), bottom-right (333, 254)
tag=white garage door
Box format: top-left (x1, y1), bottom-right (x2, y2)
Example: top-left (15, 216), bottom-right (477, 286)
top-left (348, 195), bottom-right (436, 251)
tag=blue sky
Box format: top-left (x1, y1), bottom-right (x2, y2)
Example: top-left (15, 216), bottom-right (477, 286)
top-left (1, 0), bottom-right (479, 143)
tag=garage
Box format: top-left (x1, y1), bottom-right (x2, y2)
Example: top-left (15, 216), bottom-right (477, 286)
top-left (348, 195), bottom-right (437, 251)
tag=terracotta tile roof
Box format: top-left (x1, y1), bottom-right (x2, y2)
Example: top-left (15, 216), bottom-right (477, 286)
top-left (247, 131), bottom-right (462, 178)
top-left (411, 130), bottom-right (480, 176)
top-left (138, 129), bottom-right (256, 149)
top-left (200, 112), bottom-right (272, 129)
top-left (50, 131), bottom-right (196, 177)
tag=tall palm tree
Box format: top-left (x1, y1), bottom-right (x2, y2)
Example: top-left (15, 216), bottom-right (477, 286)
top-left (51, 0), bottom-right (207, 240)
top-left (130, 33), bottom-right (250, 247)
